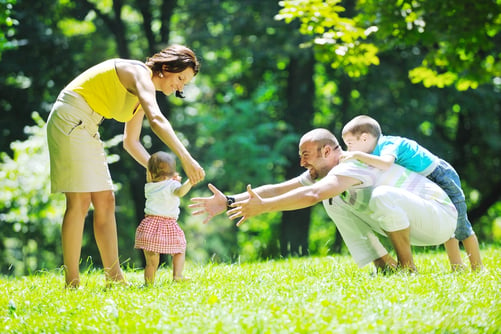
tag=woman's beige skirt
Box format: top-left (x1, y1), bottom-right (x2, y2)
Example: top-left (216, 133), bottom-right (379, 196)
top-left (46, 90), bottom-right (113, 193)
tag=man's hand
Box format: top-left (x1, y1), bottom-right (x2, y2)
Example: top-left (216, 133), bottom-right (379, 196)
top-left (227, 184), bottom-right (264, 227)
top-left (189, 183), bottom-right (226, 224)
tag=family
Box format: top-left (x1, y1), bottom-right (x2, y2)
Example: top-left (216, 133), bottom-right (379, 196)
top-left (46, 45), bottom-right (483, 288)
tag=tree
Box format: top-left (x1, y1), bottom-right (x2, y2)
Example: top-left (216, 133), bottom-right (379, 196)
top-left (276, 0), bottom-right (501, 90)
top-left (0, 0), bottom-right (17, 60)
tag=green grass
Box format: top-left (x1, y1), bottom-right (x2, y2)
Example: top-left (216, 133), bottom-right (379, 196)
top-left (1, 247), bottom-right (500, 333)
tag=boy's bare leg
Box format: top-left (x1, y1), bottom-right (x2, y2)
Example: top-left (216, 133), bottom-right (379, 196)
top-left (462, 234), bottom-right (484, 271)
top-left (444, 238), bottom-right (466, 272)
top-left (386, 227), bottom-right (417, 273)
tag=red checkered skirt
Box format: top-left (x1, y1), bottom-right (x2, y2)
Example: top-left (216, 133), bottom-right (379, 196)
top-left (134, 215), bottom-right (186, 254)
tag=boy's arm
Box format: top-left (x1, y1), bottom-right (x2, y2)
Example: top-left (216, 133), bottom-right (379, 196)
top-left (340, 151), bottom-right (395, 171)
top-left (173, 179), bottom-right (193, 198)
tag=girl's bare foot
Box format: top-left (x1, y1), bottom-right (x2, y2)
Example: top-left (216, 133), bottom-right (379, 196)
top-left (173, 276), bottom-right (190, 282)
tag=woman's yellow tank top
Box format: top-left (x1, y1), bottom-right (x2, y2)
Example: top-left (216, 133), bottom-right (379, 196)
top-left (65, 59), bottom-right (146, 123)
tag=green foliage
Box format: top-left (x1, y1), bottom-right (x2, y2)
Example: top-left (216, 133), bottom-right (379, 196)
top-left (308, 204), bottom-right (342, 256)
top-left (57, 18), bottom-right (96, 36)
top-left (0, 0), bottom-right (17, 60)
top-left (277, 0), bottom-right (501, 90)
top-left (182, 213), bottom-right (239, 264)
top-left (195, 85), bottom-right (296, 191)
top-left (367, 0), bottom-right (501, 90)
top-left (0, 112), bottom-right (63, 276)
top-left (276, 0), bottom-right (380, 77)
top-left (1, 248), bottom-right (500, 333)
top-left (476, 201), bottom-right (501, 244)
top-left (236, 212), bottom-right (282, 261)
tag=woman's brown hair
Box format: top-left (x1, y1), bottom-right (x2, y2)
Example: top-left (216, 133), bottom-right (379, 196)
top-left (145, 45), bottom-right (200, 76)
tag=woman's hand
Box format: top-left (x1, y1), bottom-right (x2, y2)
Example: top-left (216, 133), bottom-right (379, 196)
top-left (181, 157), bottom-right (205, 185)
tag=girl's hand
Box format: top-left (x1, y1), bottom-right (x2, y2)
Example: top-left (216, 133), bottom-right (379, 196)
top-left (172, 172), bottom-right (182, 182)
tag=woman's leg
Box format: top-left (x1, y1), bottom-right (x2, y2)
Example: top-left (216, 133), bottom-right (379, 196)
top-left (62, 192), bottom-right (92, 288)
top-left (144, 251), bottom-right (160, 285)
top-left (91, 190), bottom-right (126, 283)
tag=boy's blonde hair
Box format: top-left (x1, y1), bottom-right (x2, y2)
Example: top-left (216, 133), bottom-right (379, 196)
top-left (342, 115), bottom-right (382, 139)
top-left (148, 151), bottom-right (176, 182)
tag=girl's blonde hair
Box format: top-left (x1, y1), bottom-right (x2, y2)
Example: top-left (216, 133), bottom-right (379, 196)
top-left (148, 151), bottom-right (176, 182)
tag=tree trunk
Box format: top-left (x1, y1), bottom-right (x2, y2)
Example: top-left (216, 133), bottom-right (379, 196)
top-left (78, 0), bottom-right (130, 58)
top-left (280, 50), bottom-right (315, 257)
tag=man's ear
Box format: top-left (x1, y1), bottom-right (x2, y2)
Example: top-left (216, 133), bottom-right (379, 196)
top-left (322, 145), bottom-right (332, 158)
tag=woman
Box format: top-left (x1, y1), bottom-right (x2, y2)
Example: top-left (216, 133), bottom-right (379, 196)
top-left (46, 45), bottom-right (205, 288)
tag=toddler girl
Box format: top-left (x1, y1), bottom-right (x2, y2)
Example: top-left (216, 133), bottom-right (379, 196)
top-left (135, 151), bottom-right (192, 284)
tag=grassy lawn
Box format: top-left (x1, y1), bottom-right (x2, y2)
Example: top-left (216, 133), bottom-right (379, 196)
top-left (1, 247), bottom-right (500, 333)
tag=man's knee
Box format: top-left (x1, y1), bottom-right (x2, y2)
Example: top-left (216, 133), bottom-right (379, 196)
top-left (369, 186), bottom-right (394, 208)
top-left (369, 186), bottom-right (410, 232)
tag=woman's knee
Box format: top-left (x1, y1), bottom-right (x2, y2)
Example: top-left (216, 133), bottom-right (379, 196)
top-left (92, 191), bottom-right (116, 212)
top-left (65, 193), bottom-right (92, 216)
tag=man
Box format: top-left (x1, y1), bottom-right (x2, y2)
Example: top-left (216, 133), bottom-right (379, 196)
top-left (190, 128), bottom-right (457, 272)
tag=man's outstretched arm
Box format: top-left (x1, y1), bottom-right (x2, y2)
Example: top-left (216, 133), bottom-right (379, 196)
top-left (189, 177), bottom-right (304, 224)
top-left (227, 174), bottom-right (360, 226)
